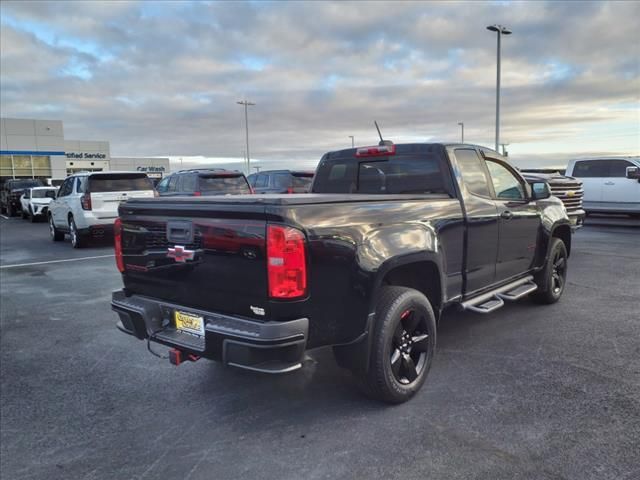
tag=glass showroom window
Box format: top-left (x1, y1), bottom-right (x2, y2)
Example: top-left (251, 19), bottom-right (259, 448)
top-left (0, 155), bottom-right (12, 177)
top-left (32, 156), bottom-right (52, 177)
top-left (12, 155), bottom-right (32, 177)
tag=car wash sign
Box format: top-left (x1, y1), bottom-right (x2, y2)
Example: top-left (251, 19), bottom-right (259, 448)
top-left (137, 165), bottom-right (165, 179)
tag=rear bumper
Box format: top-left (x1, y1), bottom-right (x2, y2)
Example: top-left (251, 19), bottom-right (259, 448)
top-left (111, 290), bottom-right (308, 373)
top-left (78, 223), bottom-right (114, 238)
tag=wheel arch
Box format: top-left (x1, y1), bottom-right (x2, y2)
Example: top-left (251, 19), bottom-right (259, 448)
top-left (333, 252), bottom-right (444, 376)
top-left (374, 254), bottom-right (445, 319)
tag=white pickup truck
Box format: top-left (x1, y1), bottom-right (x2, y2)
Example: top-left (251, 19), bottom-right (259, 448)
top-left (565, 158), bottom-right (640, 217)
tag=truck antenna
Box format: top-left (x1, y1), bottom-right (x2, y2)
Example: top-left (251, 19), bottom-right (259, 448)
top-left (374, 120), bottom-right (393, 146)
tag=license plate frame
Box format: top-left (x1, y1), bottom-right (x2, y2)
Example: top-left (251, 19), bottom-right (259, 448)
top-left (174, 310), bottom-right (205, 337)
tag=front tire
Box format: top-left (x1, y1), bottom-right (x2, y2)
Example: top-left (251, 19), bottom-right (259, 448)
top-left (356, 286), bottom-right (437, 404)
top-left (49, 214), bottom-right (64, 241)
top-left (21, 208), bottom-right (28, 219)
top-left (532, 238), bottom-right (568, 304)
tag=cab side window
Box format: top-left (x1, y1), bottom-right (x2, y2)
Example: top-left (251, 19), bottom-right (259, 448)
top-left (485, 160), bottom-right (525, 200)
top-left (455, 149), bottom-right (492, 197)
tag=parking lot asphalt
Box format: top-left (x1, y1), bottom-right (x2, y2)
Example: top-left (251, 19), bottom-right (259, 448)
top-left (1, 215), bottom-right (639, 480)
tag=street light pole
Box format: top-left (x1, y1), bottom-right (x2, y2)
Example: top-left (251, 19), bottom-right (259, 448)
top-left (486, 24), bottom-right (511, 152)
top-left (457, 122), bottom-right (464, 143)
top-left (237, 100), bottom-right (255, 174)
top-left (348, 135), bottom-right (355, 148)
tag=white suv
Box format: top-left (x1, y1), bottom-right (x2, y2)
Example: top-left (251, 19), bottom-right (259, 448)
top-left (48, 171), bottom-right (155, 248)
top-left (20, 186), bottom-right (58, 222)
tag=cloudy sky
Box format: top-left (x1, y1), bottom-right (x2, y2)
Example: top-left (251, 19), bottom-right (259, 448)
top-left (1, 0), bottom-right (638, 170)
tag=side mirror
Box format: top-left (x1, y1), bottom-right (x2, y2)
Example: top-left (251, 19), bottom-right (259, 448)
top-left (530, 181), bottom-right (551, 200)
top-left (626, 166), bottom-right (640, 180)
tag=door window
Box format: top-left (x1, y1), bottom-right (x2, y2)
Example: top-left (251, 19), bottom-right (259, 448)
top-left (167, 174), bottom-right (179, 192)
top-left (572, 160), bottom-right (609, 177)
top-left (455, 149), bottom-right (492, 197)
top-left (608, 160), bottom-right (635, 177)
top-left (272, 173), bottom-right (291, 189)
top-left (58, 178), bottom-right (73, 197)
top-left (156, 176), bottom-right (170, 193)
top-left (255, 174), bottom-right (269, 188)
top-left (486, 160), bottom-right (525, 200)
top-left (182, 173), bottom-right (197, 193)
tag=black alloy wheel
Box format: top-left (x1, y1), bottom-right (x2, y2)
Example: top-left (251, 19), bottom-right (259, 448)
top-left (356, 286), bottom-right (437, 404)
top-left (532, 238), bottom-right (568, 304)
top-left (550, 248), bottom-right (567, 296)
top-left (390, 309), bottom-right (430, 384)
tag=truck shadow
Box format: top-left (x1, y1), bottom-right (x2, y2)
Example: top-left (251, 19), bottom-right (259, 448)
top-left (195, 300), bottom-right (541, 417)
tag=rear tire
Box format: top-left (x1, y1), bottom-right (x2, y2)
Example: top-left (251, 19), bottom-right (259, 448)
top-left (7, 204), bottom-right (15, 217)
top-left (532, 238), bottom-right (568, 304)
top-left (49, 214), bottom-right (64, 241)
top-left (69, 217), bottom-right (86, 248)
top-left (355, 286), bottom-right (437, 404)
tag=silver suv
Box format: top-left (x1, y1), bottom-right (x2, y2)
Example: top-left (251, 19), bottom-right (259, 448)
top-left (48, 171), bottom-right (155, 248)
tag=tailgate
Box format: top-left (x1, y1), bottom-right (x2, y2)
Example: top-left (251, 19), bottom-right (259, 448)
top-left (91, 190), bottom-right (154, 219)
top-left (119, 201), bottom-right (268, 317)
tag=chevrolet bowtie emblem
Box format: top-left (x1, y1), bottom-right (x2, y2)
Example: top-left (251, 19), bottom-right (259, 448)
top-left (566, 191), bottom-right (576, 197)
top-left (167, 245), bottom-right (195, 263)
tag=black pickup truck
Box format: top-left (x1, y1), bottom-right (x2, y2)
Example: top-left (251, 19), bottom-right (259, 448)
top-left (112, 143), bottom-right (572, 403)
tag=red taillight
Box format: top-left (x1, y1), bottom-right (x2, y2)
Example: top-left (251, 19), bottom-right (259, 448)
top-left (267, 225), bottom-right (307, 299)
top-left (193, 191), bottom-right (202, 196)
top-left (286, 187), bottom-right (294, 194)
top-left (81, 193), bottom-right (92, 210)
top-left (114, 218), bottom-right (124, 273)
top-left (355, 144), bottom-right (396, 157)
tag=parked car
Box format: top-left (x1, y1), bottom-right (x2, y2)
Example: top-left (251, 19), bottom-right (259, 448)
top-left (48, 171), bottom-right (155, 248)
top-left (565, 157), bottom-right (640, 217)
top-left (112, 142), bottom-right (572, 404)
top-left (520, 170), bottom-right (585, 229)
top-left (155, 169), bottom-right (251, 196)
top-left (247, 170), bottom-right (315, 193)
top-left (1, 179), bottom-right (43, 216)
top-left (20, 186), bottom-right (58, 222)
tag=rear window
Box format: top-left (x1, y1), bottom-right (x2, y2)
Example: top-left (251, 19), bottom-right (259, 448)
top-left (88, 174), bottom-right (153, 192)
top-left (32, 189), bottom-right (57, 199)
top-left (313, 150), bottom-right (450, 195)
top-left (198, 174), bottom-right (251, 194)
top-left (9, 180), bottom-right (41, 189)
top-left (292, 173), bottom-right (314, 190)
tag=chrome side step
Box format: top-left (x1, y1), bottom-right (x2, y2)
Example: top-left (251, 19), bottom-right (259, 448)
top-left (497, 281), bottom-right (538, 301)
top-left (462, 276), bottom-right (538, 314)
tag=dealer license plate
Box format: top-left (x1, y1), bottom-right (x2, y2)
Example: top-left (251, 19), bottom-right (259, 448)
top-left (174, 310), bottom-right (205, 336)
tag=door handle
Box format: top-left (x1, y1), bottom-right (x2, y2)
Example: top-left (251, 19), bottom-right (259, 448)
top-left (604, 181), bottom-right (615, 186)
top-left (500, 210), bottom-right (514, 220)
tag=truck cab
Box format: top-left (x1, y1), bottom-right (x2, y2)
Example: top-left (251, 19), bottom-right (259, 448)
top-left (566, 157), bottom-right (640, 216)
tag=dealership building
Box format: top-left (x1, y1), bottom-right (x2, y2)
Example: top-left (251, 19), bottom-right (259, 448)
top-left (0, 117), bottom-right (169, 184)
